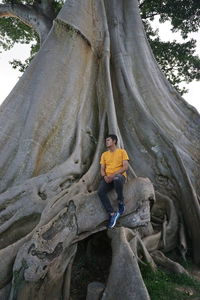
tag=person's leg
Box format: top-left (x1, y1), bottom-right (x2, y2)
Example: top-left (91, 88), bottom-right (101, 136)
top-left (113, 174), bottom-right (126, 214)
top-left (98, 179), bottom-right (114, 214)
top-left (98, 180), bottom-right (120, 228)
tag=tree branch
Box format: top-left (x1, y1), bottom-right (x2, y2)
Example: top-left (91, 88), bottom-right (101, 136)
top-left (34, 0), bottom-right (56, 19)
top-left (139, 0), bottom-right (146, 9)
top-left (144, 12), bottom-right (160, 19)
top-left (0, 3), bottom-right (53, 44)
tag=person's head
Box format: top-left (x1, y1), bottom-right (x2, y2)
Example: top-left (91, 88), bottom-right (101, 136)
top-left (105, 134), bottom-right (118, 148)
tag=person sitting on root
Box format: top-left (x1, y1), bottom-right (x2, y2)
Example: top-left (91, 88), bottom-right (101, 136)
top-left (98, 134), bottom-right (129, 228)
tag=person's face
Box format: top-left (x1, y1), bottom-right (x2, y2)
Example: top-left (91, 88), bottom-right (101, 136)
top-left (106, 137), bottom-right (116, 148)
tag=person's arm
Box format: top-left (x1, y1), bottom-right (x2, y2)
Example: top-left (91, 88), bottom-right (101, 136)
top-left (115, 160), bottom-right (129, 175)
top-left (107, 160), bottom-right (129, 180)
top-left (100, 164), bottom-right (106, 177)
top-left (101, 164), bottom-right (111, 183)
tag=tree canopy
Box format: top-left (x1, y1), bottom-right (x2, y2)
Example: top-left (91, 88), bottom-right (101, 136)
top-left (0, 0), bottom-right (199, 94)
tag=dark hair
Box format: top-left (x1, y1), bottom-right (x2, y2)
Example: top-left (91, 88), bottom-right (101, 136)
top-left (106, 134), bottom-right (118, 145)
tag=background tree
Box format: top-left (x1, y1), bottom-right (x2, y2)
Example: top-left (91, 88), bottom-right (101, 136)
top-left (140, 0), bottom-right (200, 94)
top-left (0, 0), bottom-right (199, 93)
top-left (0, 0), bottom-right (200, 299)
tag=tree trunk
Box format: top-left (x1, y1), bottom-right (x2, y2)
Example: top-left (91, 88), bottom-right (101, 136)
top-left (0, 0), bottom-right (199, 299)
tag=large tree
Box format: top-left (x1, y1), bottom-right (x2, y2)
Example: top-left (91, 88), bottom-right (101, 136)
top-left (0, 0), bottom-right (200, 94)
top-left (0, 0), bottom-right (200, 299)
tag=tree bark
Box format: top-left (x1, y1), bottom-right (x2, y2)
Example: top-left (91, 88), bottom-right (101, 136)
top-left (103, 227), bottom-right (150, 300)
top-left (0, 0), bottom-right (199, 299)
top-left (1, 178), bottom-right (153, 299)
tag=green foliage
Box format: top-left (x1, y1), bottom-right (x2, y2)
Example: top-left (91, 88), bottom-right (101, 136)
top-left (152, 39), bottom-right (200, 95)
top-left (52, 0), bottom-right (64, 14)
top-left (140, 0), bottom-right (200, 94)
top-left (140, 0), bottom-right (200, 37)
top-left (143, 19), bottom-right (200, 95)
top-left (0, 0), bottom-right (63, 70)
top-left (0, 17), bottom-right (34, 52)
top-left (10, 33), bottom-right (39, 72)
top-left (141, 264), bottom-right (200, 300)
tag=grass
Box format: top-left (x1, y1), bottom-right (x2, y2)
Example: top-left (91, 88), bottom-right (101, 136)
top-left (140, 264), bottom-right (200, 300)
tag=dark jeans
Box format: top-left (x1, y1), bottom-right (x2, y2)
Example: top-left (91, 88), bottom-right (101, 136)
top-left (98, 174), bottom-right (125, 214)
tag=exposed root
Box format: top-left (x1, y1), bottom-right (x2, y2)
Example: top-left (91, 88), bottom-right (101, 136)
top-left (0, 177), bottom-right (153, 298)
top-left (151, 250), bottom-right (188, 275)
top-left (103, 227), bottom-right (150, 300)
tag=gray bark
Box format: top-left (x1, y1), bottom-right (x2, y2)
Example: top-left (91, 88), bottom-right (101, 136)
top-left (102, 228), bottom-right (150, 300)
top-left (1, 178), bottom-right (153, 299)
top-left (86, 282), bottom-right (105, 300)
top-left (0, 0), bottom-right (199, 299)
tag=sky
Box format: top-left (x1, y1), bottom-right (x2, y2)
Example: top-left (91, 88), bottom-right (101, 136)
top-left (0, 17), bottom-right (199, 112)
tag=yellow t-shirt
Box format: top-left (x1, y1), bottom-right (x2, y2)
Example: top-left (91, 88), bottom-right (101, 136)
top-left (100, 148), bottom-right (129, 177)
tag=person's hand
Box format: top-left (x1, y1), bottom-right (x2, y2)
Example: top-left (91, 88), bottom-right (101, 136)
top-left (106, 174), bottom-right (115, 183)
top-left (104, 175), bottom-right (113, 183)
